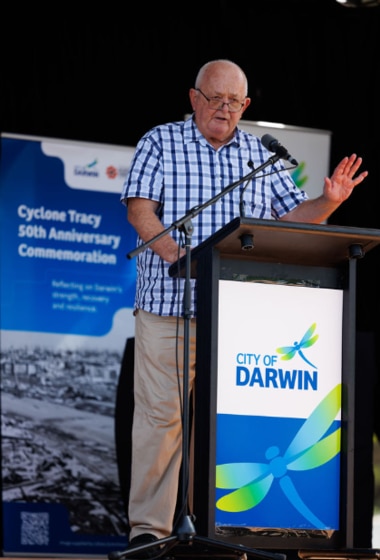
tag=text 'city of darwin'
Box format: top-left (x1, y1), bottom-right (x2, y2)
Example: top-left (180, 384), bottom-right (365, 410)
top-left (236, 366), bottom-right (317, 390)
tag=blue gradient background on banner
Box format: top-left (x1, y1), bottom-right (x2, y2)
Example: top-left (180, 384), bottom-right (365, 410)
top-left (0, 137), bottom-right (136, 336)
top-left (2, 502), bottom-right (128, 554)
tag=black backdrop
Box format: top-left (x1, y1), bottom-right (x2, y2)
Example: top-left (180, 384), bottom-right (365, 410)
top-left (2, 1), bottom-right (380, 230)
top-left (1, 0), bottom-right (380, 549)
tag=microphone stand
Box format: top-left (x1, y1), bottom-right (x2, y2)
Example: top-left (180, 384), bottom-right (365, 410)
top-left (109, 155), bottom-right (286, 560)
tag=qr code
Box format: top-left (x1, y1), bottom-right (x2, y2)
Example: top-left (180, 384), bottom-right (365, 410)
top-left (20, 511), bottom-right (50, 546)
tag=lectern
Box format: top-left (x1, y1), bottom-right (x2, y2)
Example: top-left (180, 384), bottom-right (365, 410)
top-left (169, 216), bottom-right (380, 554)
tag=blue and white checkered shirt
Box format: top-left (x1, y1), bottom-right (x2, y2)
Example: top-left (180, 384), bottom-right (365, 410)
top-left (121, 116), bottom-right (308, 317)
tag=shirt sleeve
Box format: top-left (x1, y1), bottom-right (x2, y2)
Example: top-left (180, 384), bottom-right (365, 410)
top-left (270, 164), bottom-right (309, 219)
top-left (120, 132), bottom-right (164, 206)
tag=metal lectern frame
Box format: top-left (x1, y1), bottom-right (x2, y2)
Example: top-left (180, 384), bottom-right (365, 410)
top-left (171, 217), bottom-right (380, 554)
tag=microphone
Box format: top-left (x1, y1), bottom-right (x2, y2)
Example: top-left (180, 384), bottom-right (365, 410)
top-left (261, 134), bottom-right (298, 166)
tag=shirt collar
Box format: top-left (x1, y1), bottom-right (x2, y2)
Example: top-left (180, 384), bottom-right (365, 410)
top-left (184, 114), bottom-right (241, 148)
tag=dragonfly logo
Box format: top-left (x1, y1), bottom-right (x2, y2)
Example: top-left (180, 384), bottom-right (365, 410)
top-left (276, 322), bottom-right (319, 370)
top-left (215, 383), bottom-right (341, 528)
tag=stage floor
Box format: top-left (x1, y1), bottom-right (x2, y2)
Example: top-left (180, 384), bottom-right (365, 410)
top-left (2, 516), bottom-right (379, 560)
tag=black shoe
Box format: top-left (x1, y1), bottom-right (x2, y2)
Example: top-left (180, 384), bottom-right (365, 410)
top-left (127, 533), bottom-right (162, 559)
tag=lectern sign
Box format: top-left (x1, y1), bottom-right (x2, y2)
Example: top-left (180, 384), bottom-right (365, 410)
top-left (215, 280), bottom-right (343, 532)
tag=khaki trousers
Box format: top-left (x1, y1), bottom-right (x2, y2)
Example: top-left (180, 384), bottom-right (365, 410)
top-left (128, 309), bottom-right (196, 540)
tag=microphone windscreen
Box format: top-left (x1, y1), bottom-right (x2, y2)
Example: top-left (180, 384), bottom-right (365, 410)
top-left (261, 134), bottom-right (277, 151)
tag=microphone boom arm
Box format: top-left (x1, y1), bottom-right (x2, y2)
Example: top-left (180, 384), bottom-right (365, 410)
top-left (127, 154), bottom-right (280, 260)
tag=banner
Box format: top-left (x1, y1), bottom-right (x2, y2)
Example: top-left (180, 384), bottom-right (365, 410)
top-left (0, 133), bottom-right (137, 555)
top-left (238, 119), bottom-right (331, 201)
top-left (0, 120), bottom-right (333, 554)
top-left (184, 116), bottom-right (332, 202)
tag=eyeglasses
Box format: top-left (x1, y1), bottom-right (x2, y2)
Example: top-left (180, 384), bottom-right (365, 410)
top-left (196, 88), bottom-right (245, 113)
